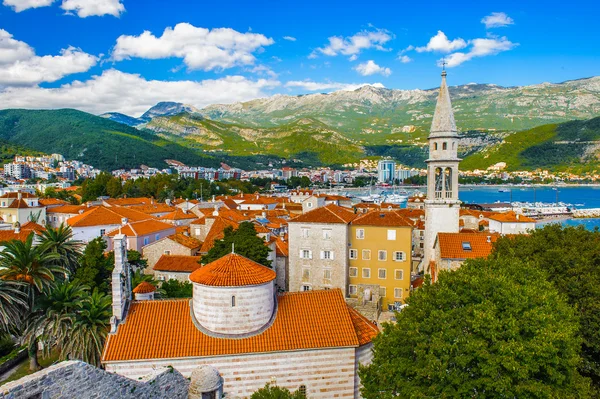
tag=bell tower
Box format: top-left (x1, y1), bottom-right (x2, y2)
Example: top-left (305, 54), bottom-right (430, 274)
top-left (423, 69), bottom-right (461, 265)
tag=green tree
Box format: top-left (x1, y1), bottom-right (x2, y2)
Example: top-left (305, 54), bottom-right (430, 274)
top-left (201, 222), bottom-right (271, 266)
top-left (38, 224), bottom-right (83, 273)
top-left (251, 383), bottom-right (304, 399)
top-left (360, 258), bottom-right (590, 399)
top-left (0, 280), bottom-right (27, 333)
top-left (73, 237), bottom-right (112, 293)
top-left (161, 279), bottom-right (193, 298)
top-left (492, 224), bottom-right (600, 391)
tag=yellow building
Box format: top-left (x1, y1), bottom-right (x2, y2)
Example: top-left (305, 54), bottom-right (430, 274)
top-left (348, 210), bottom-right (413, 311)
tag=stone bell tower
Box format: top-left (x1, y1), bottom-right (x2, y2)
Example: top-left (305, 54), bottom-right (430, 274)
top-left (423, 69), bottom-right (461, 265)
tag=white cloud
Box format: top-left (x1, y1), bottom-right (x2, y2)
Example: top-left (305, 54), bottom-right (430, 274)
top-left (398, 55), bottom-right (412, 63)
top-left (354, 60), bottom-right (391, 77)
top-left (248, 64), bottom-right (278, 78)
top-left (443, 37), bottom-right (517, 67)
top-left (482, 12), bottom-right (514, 28)
top-left (0, 69), bottom-right (280, 116)
top-left (0, 29), bottom-right (97, 86)
top-left (416, 31), bottom-right (467, 53)
top-left (285, 80), bottom-right (384, 92)
top-left (112, 23), bottom-right (274, 71)
top-left (3, 0), bottom-right (124, 16)
top-left (283, 36), bottom-right (296, 42)
top-left (2, 0), bottom-right (53, 12)
top-left (311, 29), bottom-right (393, 58)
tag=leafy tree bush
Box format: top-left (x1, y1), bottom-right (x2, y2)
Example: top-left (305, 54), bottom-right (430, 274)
top-left (73, 237), bottom-right (112, 293)
top-left (251, 383), bottom-right (304, 399)
top-left (201, 222), bottom-right (271, 267)
top-left (360, 257), bottom-right (590, 398)
top-left (161, 279), bottom-right (193, 298)
top-left (492, 224), bottom-right (600, 391)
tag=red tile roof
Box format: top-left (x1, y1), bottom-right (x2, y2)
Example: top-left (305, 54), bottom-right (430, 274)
top-left (488, 211), bottom-right (537, 223)
top-left (46, 205), bottom-right (86, 214)
top-left (39, 198), bottom-right (69, 207)
top-left (67, 206), bottom-right (152, 228)
top-left (132, 281), bottom-right (156, 294)
top-left (106, 220), bottom-right (174, 237)
top-left (0, 230), bottom-right (33, 243)
top-left (199, 217), bottom-right (239, 253)
top-left (20, 221), bottom-right (46, 232)
top-left (290, 204), bottom-right (356, 224)
top-left (351, 210), bottom-right (413, 227)
top-left (437, 232), bottom-right (500, 260)
top-left (153, 255), bottom-right (201, 273)
top-left (102, 289), bottom-right (374, 363)
top-left (274, 236), bottom-right (288, 257)
top-left (104, 197), bottom-right (152, 207)
top-left (347, 307), bottom-right (380, 345)
top-left (7, 199), bottom-right (29, 209)
top-left (168, 233), bottom-right (202, 250)
top-left (159, 209), bottom-right (198, 221)
top-left (190, 253), bottom-right (275, 287)
top-left (0, 192), bottom-right (36, 199)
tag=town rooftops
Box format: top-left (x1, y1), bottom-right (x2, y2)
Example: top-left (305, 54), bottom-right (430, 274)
top-left (488, 211), bottom-right (536, 223)
top-left (0, 230), bottom-right (33, 243)
top-left (104, 197), bottom-right (153, 207)
top-left (46, 205), bottom-right (86, 214)
top-left (106, 219), bottom-right (174, 237)
top-left (132, 281), bottom-right (156, 294)
top-left (67, 206), bottom-right (151, 228)
top-left (437, 232), bottom-right (500, 260)
top-left (153, 255), bottom-right (202, 273)
top-left (159, 208), bottom-right (198, 221)
top-left (6, 199), bottom-right (29, 209)
top-left (351, 210), bottom-right (413, 227)
top-left (0, 192), bottom-right (37, 199)
top-left (102, 289), bottom-right (378, 363)
top-left (39, 198), bottom-right (69, 207)
top-left (289, 204), bottom-right (356, 224)
top-left (167, 233), bottom-right (202, 250)
top-left (189, 253), bottom-right (276, 287)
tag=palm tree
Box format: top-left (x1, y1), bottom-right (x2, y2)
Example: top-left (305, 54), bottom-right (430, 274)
top-left (0, 279), bottom-right (27, 333)
top-left (38, 224), bottom-right (83, 274)
top-left (62, 289), bottom-right (111, 366)
top-left (26, 281), bottom-right (88, 359)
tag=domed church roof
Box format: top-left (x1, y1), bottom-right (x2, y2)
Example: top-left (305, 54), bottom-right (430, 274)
top-left (189, 253), bottom-right (276, 287)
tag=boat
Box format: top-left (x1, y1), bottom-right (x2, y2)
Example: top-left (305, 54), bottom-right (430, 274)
top-left (383, 193), bottom-right (408, 204)
top-left (498, 188), bottom-right (510, 193)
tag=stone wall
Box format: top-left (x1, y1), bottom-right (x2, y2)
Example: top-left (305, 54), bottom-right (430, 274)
top-left (143, 239), bottom-right (195, 270)
top-left (105, 347), bottom-right (360, 399)
top-left (0, 360), bottom-right (189, 399)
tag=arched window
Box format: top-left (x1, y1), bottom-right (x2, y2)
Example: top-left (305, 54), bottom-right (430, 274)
top-left (444, 168), bottom-right (453, 197)
top-left (442, 142), bottom-right (447, 150)
top-left (452, 142), bottom-right (455, 150)
top-left (298, 385), bottom-right (307, 398)
top-left (231, 296), bottom-right (236, 307)
top-left (434, 168), bottom-right (443, 198)
top-left (433, 142), bottom-right (438, 150)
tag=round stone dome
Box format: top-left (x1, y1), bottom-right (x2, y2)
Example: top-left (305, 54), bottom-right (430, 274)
top-left (189, 365), bottom-right (222, 398)
top-left (190, 253), bottom-right (276, 336)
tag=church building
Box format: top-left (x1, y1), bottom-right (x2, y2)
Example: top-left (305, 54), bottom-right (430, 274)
top-left (102, 234), bottom-right (378, 398)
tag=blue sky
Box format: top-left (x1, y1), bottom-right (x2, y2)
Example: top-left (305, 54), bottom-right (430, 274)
top-left (0, 0), bottom-right (598, 116)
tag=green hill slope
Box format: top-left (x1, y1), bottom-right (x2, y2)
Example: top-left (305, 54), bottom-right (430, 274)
top-left (0, 109), bottom-right (217, 170)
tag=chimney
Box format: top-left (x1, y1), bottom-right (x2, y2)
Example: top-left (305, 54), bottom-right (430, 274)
top-left (86, 202), bottom-right (91, 208)
top-left (262, 211), bottom-right (267, 218)
top-left (183, 231), bottom-right (190, 237)
top-left (487, 236), bottom-right (491, 243)
top-left (165, 198), bottom-right (171, 206)
top-left (212, 195), bottom-right (215, 202)
top-left (516, 213), bottom-right (520, 221)
top-left (17, 191), bottom-right (22, 200)
top-left (121, 217), bottom-right (128, 226)
top-left (212, 205), bottom-right (219, 217)
top-left (14, 222), bottom-right (20, 234)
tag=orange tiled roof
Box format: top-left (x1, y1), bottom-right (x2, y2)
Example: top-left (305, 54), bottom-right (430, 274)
top-left (0, 192), bottom-right (36, 199)
top-left (134, 203), bottom-right (176, 215)
top-left (347, 306), bottom-right (379, 345)
top-left (132, 281), bottom-right (156, 294)
top-left (153, 255), bottom-right (201, 273)
top-left (290, 204), bottom-right (356, 224)
top-left (190, 253), bottom-right (275, 287)
top-left (275, 236), bottom-right (288, 257)
top-left (164, 232), bottom-right (201, 249)
top-left (7, 199), bottom-right (29, 209)
top-left (39, 198), bottom-right (69, 207)
top-left (107, 219), bottom-right (175, 237)
top-left (102, 289), bottom-right (373, 363)
top-left (104, 197), bottom-right (152, 207)
top-left (392, 208), bottom-right (425, 219)
top-left (20, 221), bottom-right (46, 232)
top-left (0, 230), bottom-right (33, 243)
top-left (437, 232), bottom-right (500, 260)
top-left (159, 208), bottom-right (198, 221)
top-left (67, 206), bottom-right (153, 228)
top-left (351, 210), bottom-right (413, 227)
top-left (488, 211), bottom-right (536, 223)
top-left (46, 204), bottom-right (86, 214)
top-left (199, 217), bottom-right (239, 253)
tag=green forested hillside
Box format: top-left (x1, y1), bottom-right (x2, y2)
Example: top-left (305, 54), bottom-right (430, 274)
top-left (0, 109), bottom-right (217, 170)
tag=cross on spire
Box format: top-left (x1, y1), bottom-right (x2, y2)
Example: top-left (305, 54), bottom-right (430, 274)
top-left (441, 58), bottom-right (447, 71)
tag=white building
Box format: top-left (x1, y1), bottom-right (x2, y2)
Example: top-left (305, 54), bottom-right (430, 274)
top-left (423, 70), bottom-right (461, 267)
top-left (102, 250), bottom-right (377, 399)
top-left (377, 160), bottom-right (395, 184)
top-left (488, 211), bottom-right (536, 235)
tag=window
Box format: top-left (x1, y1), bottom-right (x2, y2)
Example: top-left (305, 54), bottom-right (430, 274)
top-left (462, 242), bottom-right (472, 251)
top-left (164, 250), bottom-right (171, 255)
top-left (307, 202), bottom-right (313, 208)
top-left (378, 250), bottom-right (387, 261)
top-left (362, 268), bottom-right (371, 278)
top-left (298, 385), bottom-right (307, 398)
top-left (380, 287), bottom-right (387, 297)
top-left (301, 228), bottom-right (310, 238)
top-left (356, 229), bottom-right (365, 239)
top-left (393, 251), bottom-right (405, 261)
top-left (322, 229), bottom-right (332, 240)
top-left (394, 288), bottom-right (403, 298)
top-left (362, 249), bottom-right (371, 260)
top-left (349, 249), bottom-right (358, 259)
top-left (143, 237), bottom-right (149, 245)
top-left (395, 269), bottom-right (404, 280)
top-left (443, 142), bottom-right (447, 150)
top-left (321, 250), bottom-right (333, 260)
top-left (195, 228), bottom-right (201, 236)
top-left (349, 285), bottom-right (357, 295)
top-left (434, 142), bottom-right (438, 150)
top-left (387, 229), bottom-right (396, 240)
top-left (349, 267), bottom-right (358, 277)
top-left (302, 285), bottom-right (311, 292)
top-left (231, 296), bottom-right (236, 307)
top-left (302, 268), bottom-right (310, 280)
top-left (323, 269), bottom-right (332, 279)
top-left (155, 234), bottom-right (160, 240)
top-left (420, 242), bottom-right (424, 249)
top-left (100, 229), bottom-right (106, 236)
top-left (378, 269), bottom-right (387, 279)
top-left (300, 249), bottom-right (312, 259)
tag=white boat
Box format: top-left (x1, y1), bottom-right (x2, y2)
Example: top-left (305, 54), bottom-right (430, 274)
top-left (383, 194), bottom-right (408, 204)
top-left (498, 188), bottom-right (510, 193)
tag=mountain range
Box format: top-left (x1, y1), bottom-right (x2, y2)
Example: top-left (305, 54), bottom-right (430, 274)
top-left (0, 76), bottom-right (599, 172)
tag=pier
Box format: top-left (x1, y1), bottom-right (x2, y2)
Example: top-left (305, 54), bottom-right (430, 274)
top-left (572, 208), bottom-right (600, 218)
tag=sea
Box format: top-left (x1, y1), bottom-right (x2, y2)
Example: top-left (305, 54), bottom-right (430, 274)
top-left (352, 185), bottom-right (600, 231)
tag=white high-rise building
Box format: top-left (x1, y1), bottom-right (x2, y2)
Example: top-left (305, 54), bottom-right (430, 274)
top-left (377, 160), bottom-right (395, 184)
top-left (423, 70), bottom-right (461, 265)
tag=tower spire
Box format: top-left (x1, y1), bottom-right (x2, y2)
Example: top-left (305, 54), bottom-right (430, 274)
top-left (430, 69), bottom-right (457, 137)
